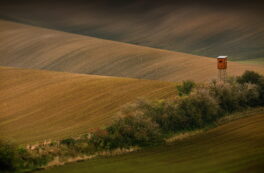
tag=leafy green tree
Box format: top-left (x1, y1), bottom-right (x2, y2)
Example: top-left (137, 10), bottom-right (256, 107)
top-left (237, 70), bottom-right (262, 84)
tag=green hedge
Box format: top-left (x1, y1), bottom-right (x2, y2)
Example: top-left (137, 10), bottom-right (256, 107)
top-left (90, 71), bottom-right (264, 149)
top-left (0, 140), bottom-right (51, 173)
top-left (91, 115), bottom-right (164, 149)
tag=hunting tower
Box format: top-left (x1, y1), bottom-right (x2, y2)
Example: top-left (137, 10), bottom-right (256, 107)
top-left (217, 56), bottom-right (227, 82)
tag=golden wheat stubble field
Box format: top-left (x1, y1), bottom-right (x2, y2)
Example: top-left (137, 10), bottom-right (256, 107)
top-left (0, 66), bottom-right (177, 144)
top-left (0, 20), bottom-right (263, 82)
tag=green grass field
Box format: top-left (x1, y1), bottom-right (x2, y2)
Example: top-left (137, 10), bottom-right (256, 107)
top-left (37, 111), bottom-right (264, 173)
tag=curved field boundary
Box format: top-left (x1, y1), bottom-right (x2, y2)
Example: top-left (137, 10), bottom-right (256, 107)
top-left (0, 66), bottom-right (177, 144)
top-left (0, 20), bottom-right (263, 82)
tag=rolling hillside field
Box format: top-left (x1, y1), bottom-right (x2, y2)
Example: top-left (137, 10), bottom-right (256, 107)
top-left (37, 111), bottom-right (264, 173)
top-left (0, 0), bottom-right (263, 59)
top-left (0, 66), bottom-right (177, 144)
top-left (0, 20), bottom-right (263, 82)
top-left (0, 1), bottom-right (264, 173)
top-left (235, 58), bottom-right (264, 66)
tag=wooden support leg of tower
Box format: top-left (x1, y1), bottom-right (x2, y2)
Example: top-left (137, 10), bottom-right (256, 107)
top-left (218, 69), bottom-right (227, 82)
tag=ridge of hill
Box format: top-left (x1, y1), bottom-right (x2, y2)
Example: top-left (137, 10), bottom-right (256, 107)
top-left (0, 20), bottom-right (263, 82)
top-left (0, 0), bottom-right (263, 59)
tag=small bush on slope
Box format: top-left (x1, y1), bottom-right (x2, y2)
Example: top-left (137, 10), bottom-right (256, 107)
top-left (60, 138), bottom-right (76, 147)
top-left (119, 99), bottom-right (189, 133)
top-left (237, 70), bottom-right (264, 106)
top-left (91, 115), bottom-right (163, 149)
top-left (0, 140), bottom-right (50, 173)
top-left (237, 70), bottom-right (262, 84)
top-left (0, 140), bottom-right (19, 173)
top-left (176, 90), bottom-right (221, 129)
top-left (209, 82), bottom-right (260, 113)
top-left (257, 78), bottom-right (264, 105)
top-left (176, 80), bottom-right (196, 96)
top-left (122, 99), bottom-right (178, 132)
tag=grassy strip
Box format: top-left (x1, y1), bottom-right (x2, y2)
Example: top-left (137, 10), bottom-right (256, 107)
top-left (166, 107), bottom-right (264, 144)
top-left (2, 107), bottom-right (263, 173)
top-left (37, 110), bottom-right (264, 173)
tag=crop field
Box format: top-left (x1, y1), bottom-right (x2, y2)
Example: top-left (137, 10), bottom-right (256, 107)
top-left (0, 20), bottom-right (263, 82)
top-left (0, 66), bottom-right (177, 144)
top-left (38, 111), bottom-right (264, 173)
top-left (0, 1), bottom-right (263, 172)
top-left (0, 1), bottom-right (264, 59)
